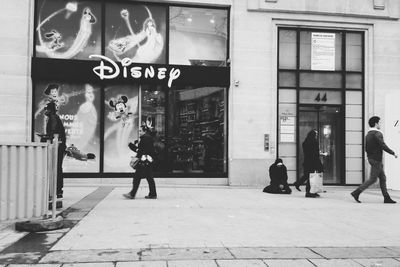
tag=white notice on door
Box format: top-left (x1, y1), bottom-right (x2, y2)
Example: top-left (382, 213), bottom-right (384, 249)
top-left (311, 32), bottom-right (335, 71)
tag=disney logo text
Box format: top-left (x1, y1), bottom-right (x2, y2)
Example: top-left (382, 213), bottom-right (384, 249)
top-left (89, 55), bottom-right (181, 88)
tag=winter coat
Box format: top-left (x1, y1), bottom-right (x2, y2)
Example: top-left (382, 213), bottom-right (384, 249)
top-left (302, 139), bottom-right (323, 172)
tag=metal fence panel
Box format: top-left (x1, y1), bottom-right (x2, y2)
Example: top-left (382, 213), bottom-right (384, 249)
top-left (0, 143), bottom-right (49, 221)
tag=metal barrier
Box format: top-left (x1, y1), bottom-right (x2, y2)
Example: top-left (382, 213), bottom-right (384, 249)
top-left (0, 136), bottom-right (59, 221)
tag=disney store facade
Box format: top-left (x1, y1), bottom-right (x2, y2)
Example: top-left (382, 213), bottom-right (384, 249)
top-left (31, 0), bottom-right (230, 178)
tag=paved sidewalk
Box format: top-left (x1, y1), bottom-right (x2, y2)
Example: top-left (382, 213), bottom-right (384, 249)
top-left (1, 186), bottom-right (400, 266)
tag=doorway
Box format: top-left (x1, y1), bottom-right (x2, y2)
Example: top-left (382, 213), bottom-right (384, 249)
top-left (298, 105), bottom-right (343, 184)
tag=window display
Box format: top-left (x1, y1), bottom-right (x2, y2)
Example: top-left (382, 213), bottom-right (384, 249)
top-left (105, 3), bottom-right (167, 64)
top-left (141, 85), bottom-right (166, 171)
top-left (33, 1), bottom-right (230, 177)
top-left (168, 87), bottom-right (226, 173)
top-left (35, 0), bottom-right (101, 60)
top-left (169, 7), bottom-right (228, 66)
top-left (104, 85), bottom-right (139, 172)
top-left (33, 82), bottom-right (100, 172)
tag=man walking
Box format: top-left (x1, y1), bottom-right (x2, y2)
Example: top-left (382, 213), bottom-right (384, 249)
top-left (351, 116), bottom-right (398, 203)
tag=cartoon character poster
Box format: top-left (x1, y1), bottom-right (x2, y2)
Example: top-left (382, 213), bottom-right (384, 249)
top-left (33, 82), bottom-right (100, 172)
top-left (105, 3), bottom-right (166, 64)
top-left (104, 85), bottom-right (139, 172)
top-left (35, 0), bottom-right (101, 60)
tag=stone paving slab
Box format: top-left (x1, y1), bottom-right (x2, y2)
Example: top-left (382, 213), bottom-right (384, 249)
top-left (310, 247), bottom-right (400, 259)
top-left (167, 260), bottom-right (218, 267)
top-left (353, 258), bottom-right (400, 267)
top-left (39, 250), bottom-right (140, 263)
top-left (0, 252), bottom-right (42, 265)
top-left (309, 259), bottom-right (363, 266)
top-left (216, 259), bottom-right (267, 267)
top-left (228, 247), bottom-right (320, 259)
top-left (263, 259), bottom-right (315, 267)
top-left (8, 265), bottom-right (61, 267)
top-left (388, 247), bottom-right (400, 253)
top-left (140, 248), bottom-right (234, 261)
top-left (62, 263), bottom-right (114, 267)
top-left (117, 261), bottom-right (166, 267)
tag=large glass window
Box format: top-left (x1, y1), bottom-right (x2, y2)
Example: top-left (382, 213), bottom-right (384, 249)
top-left (105, 3), bottom-right (167, 63)
top-left (35, 0), bottom-right (101, 60)
top-left (104, 85), bottom-right (139, 173)
top-left (33, 1), bottom-right (230, 177)
top-left (169, 7), bottom-right (228, 66)
top-left (33, 82), bottom-right (101, 172)
top-left (140, 85), bottom-right (167, 171)
top-left (278, 29), bottom-right (364, 185)
top-left (168, 86), bottom-right (226, 173)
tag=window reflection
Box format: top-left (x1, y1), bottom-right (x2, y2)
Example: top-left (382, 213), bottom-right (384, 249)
top-left (35, 0), bottom-right (101, 60)
top-left (104, 85), bottom-right (139, 173)
top-left (105, 3), bottom-right (166, 63)
top-left (33, 82), bottom-right (101, 172)
top-left (168, 87), bottom-right (226, 173)
top-left (141, 85), bottom-right (166, 171)
top-left (169, 7), bottom-right (228, 66)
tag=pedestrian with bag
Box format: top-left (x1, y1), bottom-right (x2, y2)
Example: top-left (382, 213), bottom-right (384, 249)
top-left (351, 116), bottom-right (398, 203)
top-left (123, 120), bottom-right (157, 199)
top-left (263, 158), bottom-right (292, 194)
top-left (293, 129), bottom-right (324, 198)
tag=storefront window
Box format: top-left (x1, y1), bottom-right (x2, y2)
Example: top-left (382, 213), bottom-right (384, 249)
top-left (168, 86), bottom-right (226, 173)
top-left (141, 85), bottom-right (166, 171)
top-left (105, 3), bottom-right (167, 64)
top-left (35, 0), bottom-right (101, 60)
top-left (104, 85), bottom-right (139, 173)
top-left (33, 82), bottom-right (101, 172)
top-left (169, 7), bottom-right (228, 66)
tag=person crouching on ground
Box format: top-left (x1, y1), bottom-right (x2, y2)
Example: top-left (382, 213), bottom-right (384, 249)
top-left (263, 158), bottom-right (292, 194)
top-left (351, 116), bottom-right (398, 204)
top-left (123, 123), bottom-right (157, 199)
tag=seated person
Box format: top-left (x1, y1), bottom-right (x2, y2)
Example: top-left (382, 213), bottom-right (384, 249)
top-left (263, 158), bottom-right (292, 194)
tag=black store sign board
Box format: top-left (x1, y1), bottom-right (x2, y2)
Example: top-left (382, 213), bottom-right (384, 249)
top-left (32, 58), bottom-right (230, 87)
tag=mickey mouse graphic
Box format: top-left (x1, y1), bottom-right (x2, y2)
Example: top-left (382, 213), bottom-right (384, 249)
top-left (109, 95), bottom-right (133, 127)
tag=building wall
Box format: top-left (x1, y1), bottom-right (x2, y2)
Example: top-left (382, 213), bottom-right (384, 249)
top-left (0, 0), bottom-right (33, 142)
top-left (229, 0), bottom-right (400, 185)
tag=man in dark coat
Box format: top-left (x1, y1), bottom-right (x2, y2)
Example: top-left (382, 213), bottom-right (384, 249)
top-left (263, 158), bottom-right (292, 194)
top-left (351, 116), bottom-right (398, 203)
top-left (44, 102), bottom-right (67, 200)
top-left (123, 124), bottom-right (157, 199)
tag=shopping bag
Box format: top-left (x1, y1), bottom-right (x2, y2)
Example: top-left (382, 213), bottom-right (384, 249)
top-left (130, 156), bottom-right (139, 172)
top-left (309, 171), bottom-right (323, 194)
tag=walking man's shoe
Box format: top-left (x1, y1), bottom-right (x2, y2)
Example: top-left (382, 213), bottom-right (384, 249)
top-left (305, 193), bottom-right (318, 198)
top-left (351, 189), bottom-right (362, 203)
top-left (294, 184), bottom-right (301, 192)
top-left (384, 196), bottom-right (397, 204)
top-left (145, 195), bottom-right (157, 199)
top-left (123, 193), bottom-right (134, 199)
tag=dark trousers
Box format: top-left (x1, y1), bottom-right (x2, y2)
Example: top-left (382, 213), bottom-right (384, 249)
top-left (295, 169), bottom-right (313, 193)
top-left (57, 144), bottom-right (66, 197)
top-left (130, 164), bottom-right (157, 197)
top-left (357, 159), bottom-right (389, 197)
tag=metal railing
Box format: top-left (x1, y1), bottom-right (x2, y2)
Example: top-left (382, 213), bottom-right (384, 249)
top-left (0, 135), bottom-right (59, 221)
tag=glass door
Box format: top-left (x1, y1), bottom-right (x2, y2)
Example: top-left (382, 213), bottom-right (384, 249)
top-left (298, 105), bottom-right (343, 184)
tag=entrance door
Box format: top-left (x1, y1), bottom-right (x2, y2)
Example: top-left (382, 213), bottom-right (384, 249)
top-left (298, 105), bottom-right (343, 184)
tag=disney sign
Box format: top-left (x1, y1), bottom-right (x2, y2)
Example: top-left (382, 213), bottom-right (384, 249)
top-left (89, 55), bottom-right (181, 88)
